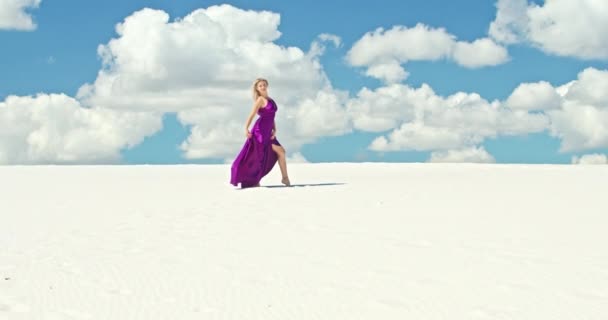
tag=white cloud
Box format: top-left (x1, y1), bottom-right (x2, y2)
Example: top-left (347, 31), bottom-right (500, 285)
top-left (429, 146), bottom-right (496, 163)
top-left (347, 24), bottom-right (454, 67)
top-left (354, 83), bottom-right (548, 152)
top-left (73, 5), bottom-right (351, 160)
top-left (505, 81), bottom-right (562, 110)
top-left (0, 5), bottom-right (351, 164)
top-left (317, 33), bottom-right (341, 48)
top-left (0, 94), bottom-right (162, 164)
top-left (369, 121), bottom-right (472, 152)
top-left (78, 6), bottom-right (328, 112)
top-left (547, 68), bottom-right (608, 152)
top-left (178, 119), bottom-right (245, 159)
top-left (4, 3), bottom-right (606, 165)
top-left (452, 38), bottom-right (510, 68)
top-left (291, 88), bottom-right (351, 139)
top-left (286, 152), bottom-right (309, 163)
top-left (346, 83), bottom-right (435, 132)
top-left (563, 68), bottom-right (608, 107)
top-left (572, 154), bottom-right (608, 165)
top-left (495, 68), bottom-right (608, 153)
top-left (346, 23), bottom-right (509, 83)
top-left (490, 0), bottom-right (608, 60)
top-left (0, 0), bottom-right (41, 31)
top-left (488, 0), bottom-right (529, 44)
top-left (549, 104), bottom-right (608, 152)
top-left (364, 61), bottom-right (409, 84)
top-left (476, 68), bottom-right (608, 153)
top-left (359, 66), bottom-right (608, 155)
top-left (308, 33), bottom-right (341, 58)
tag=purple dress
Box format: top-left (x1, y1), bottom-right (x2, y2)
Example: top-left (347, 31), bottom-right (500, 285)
top-left (230, 97), bottom-right (281, 188)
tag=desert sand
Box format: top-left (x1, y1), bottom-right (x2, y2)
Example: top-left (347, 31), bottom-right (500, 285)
top-left (1, 163), bottom-right (607, 319)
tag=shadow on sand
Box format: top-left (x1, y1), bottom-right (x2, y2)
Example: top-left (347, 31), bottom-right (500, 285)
top-left (234, 182), bottom-right (346, 190)
top-left (263, 182), bottom-right (346, 188)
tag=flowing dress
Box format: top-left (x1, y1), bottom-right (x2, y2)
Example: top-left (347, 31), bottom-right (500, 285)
top-left (230, 97), bottom-right (281, 188)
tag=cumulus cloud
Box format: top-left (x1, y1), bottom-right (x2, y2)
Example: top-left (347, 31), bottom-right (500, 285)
top-left (490, 0), bottom-right (608, 60)
top-left (452, 38), bottom-right (510, 68)
top-left (572, 154), bottom-right (608, 165)
top-left (74, 5), bottom-right (351, 160)
top-left (3, 3), bottom-right (606, 165)
top-left (355, 65), bottom-right (608, 157)
top-left (563, 68), bottom-right (608, 106)
top-left (369, 121), bottom-right (472, 151)
top-left (505, 81), bottom-right (562, 110)
top-left (428, 146), bottom-right (496, 163)
top-left (547, 68), bottom-right (608, 152)
top-left (549, 104), bottom-right (608, 152)
top-left (364, 61), bottom-right (409, 84)
top-left (346, 83), bottom-right (432, 132)
top-left (0, 94), bottom-right (162, 164)
top-left (0, 0), bottom-right (41, 31)
top-left (495, 68), bottom-right (608, 153)
top-left (353, 83), bottom-right (549, 153)
top-left (346, 23), bottom-right (509, 83)
top-left (1, 5), bottom-right (350, 164)
top-left (286, 152), bottom-right (309, 163)
top-left (291, 89), bottom-right (351, 138)
top-left (488, 0), bottom-right (529, 44)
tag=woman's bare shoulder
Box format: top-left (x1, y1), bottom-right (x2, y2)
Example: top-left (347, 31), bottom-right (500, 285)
top-left (254, 96), bottom-right (266, 107)
top-left (258, 96), bottom-right (270, 106)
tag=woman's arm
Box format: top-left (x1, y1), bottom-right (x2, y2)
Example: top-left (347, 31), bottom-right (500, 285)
top-left (244, 97), bottom-right (265, 138)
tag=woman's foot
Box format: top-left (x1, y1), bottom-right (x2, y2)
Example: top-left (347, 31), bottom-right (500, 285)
top-left (281, 176), bottom-right (291, 186)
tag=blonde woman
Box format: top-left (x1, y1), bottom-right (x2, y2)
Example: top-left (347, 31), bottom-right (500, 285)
top-left (230, 78), bottom-right (291, 188)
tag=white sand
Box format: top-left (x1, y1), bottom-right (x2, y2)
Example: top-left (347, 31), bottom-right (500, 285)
top-left (1, 163), bottom-right (607, 319)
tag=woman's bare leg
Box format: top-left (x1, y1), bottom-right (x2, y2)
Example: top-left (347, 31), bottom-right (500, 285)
top-left (271, 144), bottom-right (290, 185)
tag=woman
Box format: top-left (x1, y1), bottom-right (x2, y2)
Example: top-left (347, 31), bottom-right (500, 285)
top-left (230, 78), bottom-right (291, 188)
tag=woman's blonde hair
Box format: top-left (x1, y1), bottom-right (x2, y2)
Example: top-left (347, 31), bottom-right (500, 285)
top-left (252, 78), bottom-right (268, 101)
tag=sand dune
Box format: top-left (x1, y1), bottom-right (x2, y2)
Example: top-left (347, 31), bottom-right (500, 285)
top-left (1, 163), bottom-right (607, 319)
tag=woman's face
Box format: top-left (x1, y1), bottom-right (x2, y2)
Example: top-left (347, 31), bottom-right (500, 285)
top-left (256, 81), bottom-right (268, 94)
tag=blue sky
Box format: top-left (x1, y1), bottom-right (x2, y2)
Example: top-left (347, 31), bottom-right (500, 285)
top-left (1, 0), bottom-right (607, 164)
